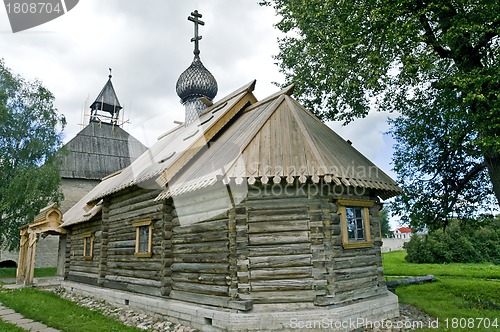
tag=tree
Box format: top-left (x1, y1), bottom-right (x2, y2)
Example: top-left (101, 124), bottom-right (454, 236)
top-left (379, 207), bottom-right (391, 238)
top-left (261, 0), bottom-right (500, 226)
top-left (389, 98), bottom-right (495, 231)
top-left (0, 59), bottom-right (66, 250)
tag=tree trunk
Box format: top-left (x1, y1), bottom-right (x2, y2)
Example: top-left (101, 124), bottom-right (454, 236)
top-left (484, 151), bottom-right (500, 207)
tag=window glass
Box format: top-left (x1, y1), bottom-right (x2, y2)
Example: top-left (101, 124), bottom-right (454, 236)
top-left (346, 207), bottom-right (365, 241)
top-left (138, 225), bottom-right (149, 253)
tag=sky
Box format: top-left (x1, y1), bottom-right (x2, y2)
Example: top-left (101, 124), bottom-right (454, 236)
top-left (0, 0), bottom-right (400, 223)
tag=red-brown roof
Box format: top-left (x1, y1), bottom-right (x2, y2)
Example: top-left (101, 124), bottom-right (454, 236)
top-left (396, 227), bottom-right (412, 233)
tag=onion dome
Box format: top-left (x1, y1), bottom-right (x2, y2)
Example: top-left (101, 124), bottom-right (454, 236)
top-left (176, 10), bottom-right (218, 125)
top-left (176, 55), bottom-right (218, 104)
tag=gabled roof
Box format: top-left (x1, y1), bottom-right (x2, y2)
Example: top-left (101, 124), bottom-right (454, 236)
top-left (86, 80), bottom-right (257, 202)
top-left (60, 122), bottom-right (148, 180)
top-left (62, 81), bottom-right (401, 227)
top-left (157, 86), bottom-right (401, 200)
top-left (396, 227), bottom-right (412, 233)
top-left (90, 76), bottom-right (122, 114)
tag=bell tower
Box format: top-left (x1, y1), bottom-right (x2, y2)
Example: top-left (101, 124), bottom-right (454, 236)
top-left (89, 69), bottom-right (123, 126)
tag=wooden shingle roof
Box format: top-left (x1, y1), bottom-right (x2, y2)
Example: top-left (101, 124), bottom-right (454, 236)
top-left (62, 81), bottom-right (401, 227)
top-left (157, 86), bottom-right (401, 200)
top-left (60, 122), bottom-right (147, 180)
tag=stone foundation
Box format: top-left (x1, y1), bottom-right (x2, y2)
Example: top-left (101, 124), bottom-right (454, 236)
top-left (61, 280), bottom-right (399, 331)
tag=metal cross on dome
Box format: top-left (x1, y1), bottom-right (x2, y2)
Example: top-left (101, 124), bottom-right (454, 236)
top-left (188, 10), bottom-right (205, 56)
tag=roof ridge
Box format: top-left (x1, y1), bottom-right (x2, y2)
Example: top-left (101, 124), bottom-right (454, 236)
top-left (243, 84), bottom-right (294, 114)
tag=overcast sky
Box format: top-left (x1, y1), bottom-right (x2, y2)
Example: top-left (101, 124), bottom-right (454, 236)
top-left (0, 0), bottom-right (397, 193)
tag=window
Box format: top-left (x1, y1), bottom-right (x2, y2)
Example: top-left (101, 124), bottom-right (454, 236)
top-left (132, 219), bottom-right (153, 257)
top-left (337, 198), bottom-right (374, 249)
top-left (82, 232), bottom-right (94, 260)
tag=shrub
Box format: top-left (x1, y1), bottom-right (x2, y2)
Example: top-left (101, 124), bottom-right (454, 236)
top-left (404, 218), bottom-right (500, 264)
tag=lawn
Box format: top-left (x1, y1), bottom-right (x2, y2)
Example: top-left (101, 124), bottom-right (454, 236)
top-left (0, 319), bottom-right (27, 332)
top-left (0, 267), bottom-right (57, 279)
top-left (0, 288), bottom-right (141, 332)
top-left (382, 251), bottom-right (500, 332)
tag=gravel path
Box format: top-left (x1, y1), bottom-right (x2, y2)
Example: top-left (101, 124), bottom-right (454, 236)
top-left (51, 287), bottom-right (434, 331)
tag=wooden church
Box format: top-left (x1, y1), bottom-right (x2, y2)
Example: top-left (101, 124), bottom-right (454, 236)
top-left (60, 10), bottom-right (401, 331)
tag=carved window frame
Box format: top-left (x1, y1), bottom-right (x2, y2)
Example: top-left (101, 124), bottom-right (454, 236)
top-left (132, 219), bottom-right (153, 258)
top-left (337, 198), bottom-right (374, 249)
top-left (82, 232), bottom-right (94, 260)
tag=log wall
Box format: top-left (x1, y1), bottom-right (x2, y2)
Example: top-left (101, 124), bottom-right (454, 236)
top-left (63, 180), bottom-right (387, 310)
top-left (169, 185), bottom-right (251, 310)
top-left (101, 187), bottom-right (164, 297)
top-left (239, 185), bottom-right (320, 304)
top-left (316, 194), bottom-right (387, 305)
top-left (67, 218), bottom-right (102, 285)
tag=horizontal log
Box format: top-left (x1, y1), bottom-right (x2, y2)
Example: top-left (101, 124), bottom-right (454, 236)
top-left (172, 230), bottom-right (228, 244)
top-left (333, 275), bottom-right (378, 292)
top-left (247, 220), bottom-right (309, 233)
top-left (106, 261), bottom-right (163, 271)
top-left (171, 262), bottom-right (229, 274)
top-left (108, 204), bottom-right (163, 223)
top-left (248, 231), bottom-right (309, 245)
top-left (104, 274), bottom-right (161, 287)
top-left (175, 208), bottom-right (229, 227)
top-left (173, 253), bottom-right (229, 263)
top-left (109, 198), bottom-right (163, 218)
top-left (107, 240), bottom-right (136, 248)
top-left (248, 213), bottom-right (308, 223)
top-left (248, 243), bottom-right (310, 256)
top-left (249, 254), bottom-right (311, 268)
top-left (173, 241), bottom-right (229, 254)
top-left (173, 219), bottom-right (228, 234)
top-left (250, 278), bottom-right (315, 292)
top-left (332, 285), bottom-right (386, 304)
top-left (336, 247), bottom-right (380, 258)
top-left (333, 265), bottom-right (378, 280)
top-left (333, 256), bottom-right (379, 269)
top-left (172, 281), bottom-right (228, 296)
top-left (386, 275), bottom-right (436, 288)
top-left (107, 248), bottom-right (135, 256)
top-left (247, 206), bottom-right (307, 216)
top-left (69, 265), bottom-right (99, 274)
top-left (249, 266), bottom-right (312, 280)
top-left (172, 272), bottom-right (230, 286)
top-left (106, 268), bottom-right (160, 280)
top-left (67, 271), bottom-right (98, 279)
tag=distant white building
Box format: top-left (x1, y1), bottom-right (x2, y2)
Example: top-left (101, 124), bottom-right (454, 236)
top-left (393, 227), bottom-right (413, 239)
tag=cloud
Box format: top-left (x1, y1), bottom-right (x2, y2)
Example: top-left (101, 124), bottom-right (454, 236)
top-left (0, 0), bottom-right (396, 178)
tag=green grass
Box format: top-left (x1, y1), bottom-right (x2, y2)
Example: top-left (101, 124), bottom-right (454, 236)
top-left (0, 288), bottom-right (141, 332)
top-left (382, 250), bottom-right (500, 279)
top-left (0, 267), bottom-right (57, 279)
top-left (0, 319), bottom-right (27, 332)
top-left (382, 251), bottom-right (500, 332)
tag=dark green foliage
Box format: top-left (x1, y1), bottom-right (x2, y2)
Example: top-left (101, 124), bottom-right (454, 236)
top-left (0, 59), bottom-right (66, 250)
top-left (379, 208), bottom-right (391, 238)
top-left (389, 94), bottom-right (496, 231)
top-left (262, 0), bottom-right (500, 228)
top-left (404, 216), bottom-right (500, 264)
